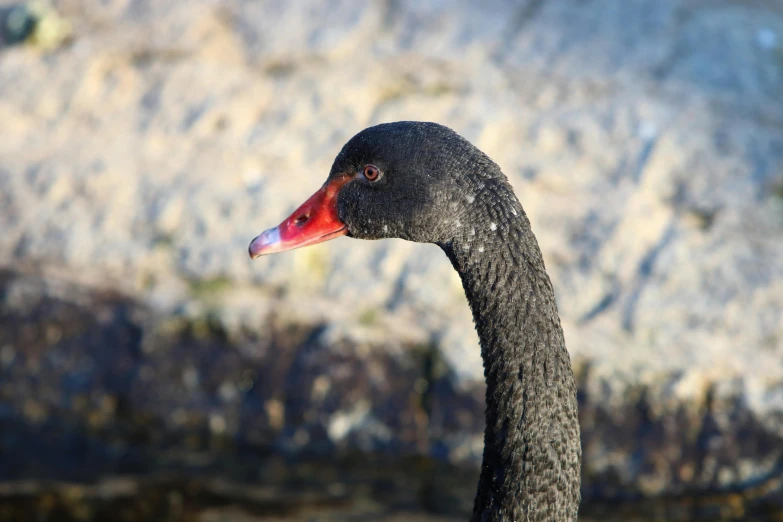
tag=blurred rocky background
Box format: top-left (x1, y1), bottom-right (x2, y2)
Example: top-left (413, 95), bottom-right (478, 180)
top-left (1, 0), bottom-right (783, 520)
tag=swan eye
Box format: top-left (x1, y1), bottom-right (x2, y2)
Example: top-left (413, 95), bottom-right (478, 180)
top-left (362, 164), bottom-right (381, 182)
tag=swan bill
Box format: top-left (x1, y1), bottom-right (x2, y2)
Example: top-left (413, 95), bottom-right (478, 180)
top-left (249, 177), bottom-right (350, 258)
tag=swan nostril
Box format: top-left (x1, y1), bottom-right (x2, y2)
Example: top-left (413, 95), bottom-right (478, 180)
top-left (294, 214), bottom-right (310, 226)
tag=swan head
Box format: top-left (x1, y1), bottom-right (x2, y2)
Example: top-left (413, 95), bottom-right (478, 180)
top-left (249, 121), bottom-right (502, 258)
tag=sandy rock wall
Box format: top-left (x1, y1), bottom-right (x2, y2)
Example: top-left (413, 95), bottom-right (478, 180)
top-left (1, 0), bottom-right (783, 505)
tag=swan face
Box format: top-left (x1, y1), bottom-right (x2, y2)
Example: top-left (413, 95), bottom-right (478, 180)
top-left (249, 121), bottom-right (491, 258)
top-left (332, 121), bottom-right (471, 244)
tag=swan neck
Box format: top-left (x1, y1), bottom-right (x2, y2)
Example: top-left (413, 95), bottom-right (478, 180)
top-left (440, 189), bottom-right (581, 521)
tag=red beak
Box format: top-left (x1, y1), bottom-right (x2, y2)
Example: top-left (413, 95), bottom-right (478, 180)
top-left (249, 176), bottom-right (351, 258)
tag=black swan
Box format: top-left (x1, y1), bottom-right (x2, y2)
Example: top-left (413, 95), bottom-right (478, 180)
top-left (249, 121), bottom-right (581, 521)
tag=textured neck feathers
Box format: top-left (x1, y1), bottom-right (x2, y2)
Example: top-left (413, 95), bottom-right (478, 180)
top-left (439, 178), bottom-right (581, 522)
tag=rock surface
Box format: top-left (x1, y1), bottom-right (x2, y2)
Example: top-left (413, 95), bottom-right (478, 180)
top-left (1, 0), bottom-right (783, 511)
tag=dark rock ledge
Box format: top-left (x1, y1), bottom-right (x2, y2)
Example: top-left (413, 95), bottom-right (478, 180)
top-left (0, 267), bottom-right (781, 520)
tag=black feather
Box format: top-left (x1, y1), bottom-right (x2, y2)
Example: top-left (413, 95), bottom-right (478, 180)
top-left (331, 121), bottom-right (581, 521)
